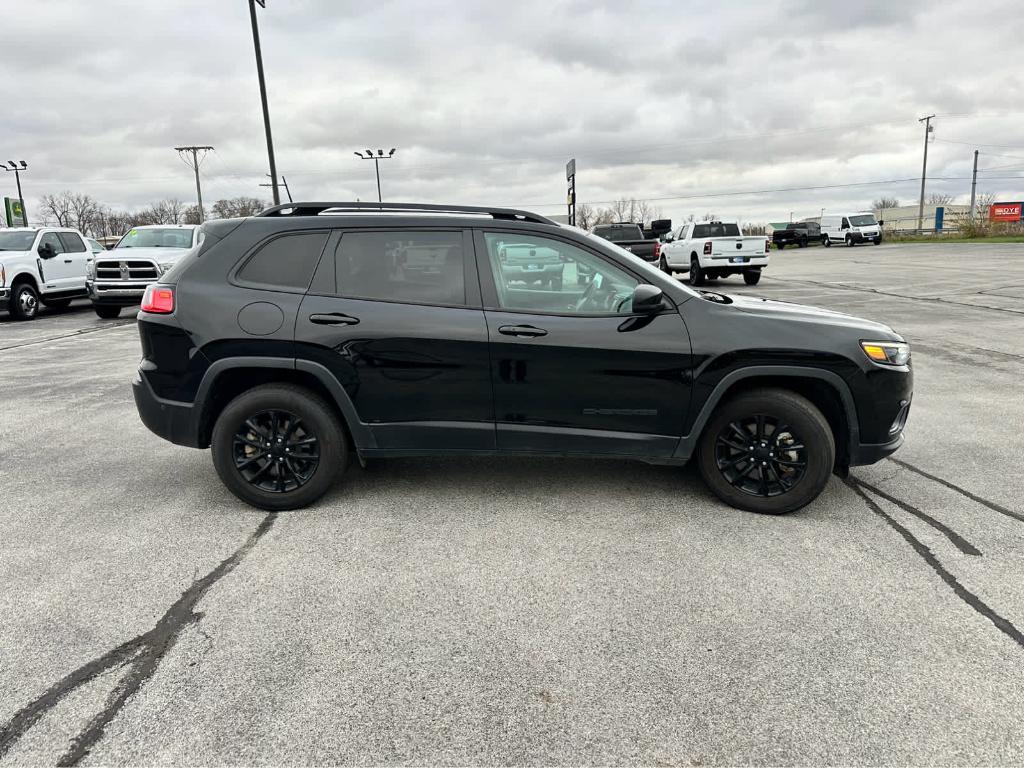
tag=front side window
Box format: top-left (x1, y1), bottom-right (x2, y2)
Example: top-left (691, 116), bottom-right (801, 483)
top-left (335, 231), bottom-right (466, 306)
top-left (842, 217), bottom-right (851, 228)
top-left (236, 231), bottom-right (329, 290)
top-left (484, 232), bottom-right (637, 315)
top-left (38, 232), bottom-right (64, 254)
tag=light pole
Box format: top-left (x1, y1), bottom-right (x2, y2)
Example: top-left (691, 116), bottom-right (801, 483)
top-left (917, 114), bottom-right (935, 233)
top-left (3, 161), bottom-right (28, 225)
top-left (354, 148), bottom-right (396, 203)
top-left (249, 0), bottom-right (279, 206)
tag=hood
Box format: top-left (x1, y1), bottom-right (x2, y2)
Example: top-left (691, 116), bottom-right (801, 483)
top-left (103, 246), bottom-right (190, 263)
top-left (719, 292), bottom-right (900, 338)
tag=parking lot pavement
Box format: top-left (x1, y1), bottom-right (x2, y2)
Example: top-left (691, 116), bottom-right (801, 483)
top-left (1, 243), bottom-right (1023, 765)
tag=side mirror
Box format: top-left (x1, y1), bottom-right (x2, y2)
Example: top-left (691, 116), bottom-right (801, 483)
top-left (631, 283), bottom-right (664, 313)
top-left (878, 220), bottom-right (885, 226)
top-left (38, 242), bottom-right (57, 259)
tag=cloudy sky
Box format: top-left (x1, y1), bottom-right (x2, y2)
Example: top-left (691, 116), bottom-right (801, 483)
top-left (4, 0), bottom-right (1023, 226)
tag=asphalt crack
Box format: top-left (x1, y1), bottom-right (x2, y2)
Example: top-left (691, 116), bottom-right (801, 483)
top-left (846, 478), bottom-right (1024, 650)
top-left (0, 512), bottom-right (277, 765)
top-left (0, 320), bottom-right (135, 352)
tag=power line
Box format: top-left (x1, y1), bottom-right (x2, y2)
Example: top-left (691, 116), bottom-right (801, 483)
top-left (174, 145), bottom-right (213, 223)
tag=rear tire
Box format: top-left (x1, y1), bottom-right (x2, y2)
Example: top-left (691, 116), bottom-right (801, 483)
top-left (94, 305), bottom-right (121, 319)
top-left (211, 384), bottom-right (348, 511)
top-left (798, 238), bottom-right (807, 248)
top-left (659, 255), bottom-right (671, 274)
top-left (688, 257), bottom-right (705, 287)
top-left (743, 270), bottom-right (761, 285)
top-left (696, 388), bottom-right (835, 515)
top-left (776, 242), bottom-right (784, 250)
top-left (10, 281), bottom-right (39, 321)
top-left (845, 234), bottom-right (854, 247)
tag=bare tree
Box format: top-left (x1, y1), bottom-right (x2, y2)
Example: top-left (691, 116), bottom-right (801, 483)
top-left (211, 197), bottom-right (266, 219)
top-left (39, 192), bottom-right (74, 227)
top-left (872, 196), bottom-right (900, 210)
top-left (927, 192), bottom-right (955, 205)
top-left (183, 204), bottom-right (206, 225)
top-left (69, 193), bottom-right (101, 235)
top-left (143, 199), bottom-right (187, 225)
top-left (975, 192), bottom-right (995, 215)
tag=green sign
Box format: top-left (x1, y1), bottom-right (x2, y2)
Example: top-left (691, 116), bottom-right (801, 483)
top-left (4, 197), bottom-right (26, 227)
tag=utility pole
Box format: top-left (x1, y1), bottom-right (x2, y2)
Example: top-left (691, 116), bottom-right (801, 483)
top-left (174, 146), bottom-right (213, 223)
top-left (970, 149), bottom-right (979, 220)
top-left (917, 114), bottom-right (935, 233)
top-left (2, 161), bottom-right (28, 225)
top-left (354, 149), bottom-right (396, 202)
top-left (249, 0), bottom-right (279, 206)
top-left (260, 173), bottom-right (293, 203)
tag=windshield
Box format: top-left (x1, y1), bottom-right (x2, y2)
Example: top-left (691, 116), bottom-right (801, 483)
top-left (0, 231), bottom-right (37, 251)
top-left (574, 228), bottom-right (699, 299)
top-left (849, 215), bottom-right (877, 227)
top-left (595, 225), bottom-right (642, 242)
top-left (115, 228), bottom-right (193, 249)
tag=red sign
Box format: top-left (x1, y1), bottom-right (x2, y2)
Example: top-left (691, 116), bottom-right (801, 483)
top-left (990, 202), bottom-right (1023, 222)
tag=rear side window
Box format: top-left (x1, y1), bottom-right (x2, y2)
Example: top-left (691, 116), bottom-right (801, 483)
top-left (692, 224), bottom-right (709, 238)
top-left (57, 232), bottom-right (86, 252)
top-left (334, 231), bottom-right (466, 306)
top-left (237, 232), bottom-right (328, 290)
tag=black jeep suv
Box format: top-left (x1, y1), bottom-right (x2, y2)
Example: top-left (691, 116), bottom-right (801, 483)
top-left (133, 202), bottom-right (912, 514)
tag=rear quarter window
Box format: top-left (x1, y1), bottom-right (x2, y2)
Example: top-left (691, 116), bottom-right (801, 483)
top-left (235, 231), bottom-right (329, 291)
top-left (57, 232), bottom-right (87, 252)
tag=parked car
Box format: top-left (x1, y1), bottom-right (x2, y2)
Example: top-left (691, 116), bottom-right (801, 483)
top-left (660, 221), bottom-right (770, 285)
top-left (591, 223), bottom-right (662, 264)
top-left (86, 237), bottom-right (106, 255)
top-left (820, 213), bottom-right (882, 247)
top-left (0, 227), bottom-right (91, 320)
top-left (133, 201), bottom-right (912, 516)
top-left (87, 224), bottom-right (202, 318)
top-left (772, 221), bottom-right (821, 249)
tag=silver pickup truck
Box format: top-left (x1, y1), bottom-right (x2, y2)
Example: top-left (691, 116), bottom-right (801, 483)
top-left (87, 225), bottom-right (201, 318)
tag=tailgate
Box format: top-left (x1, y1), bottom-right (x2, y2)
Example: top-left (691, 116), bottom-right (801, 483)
top-left (710, 237), bottom-right (767, 257)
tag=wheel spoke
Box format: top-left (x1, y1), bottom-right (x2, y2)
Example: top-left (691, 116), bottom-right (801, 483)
top-left (235, 435), bottom-right (265, 451)
top-left (722, 453), bottom-right (753, 470)
top-left (236, 453), bottom-right (268, 470)
top-left (287, 436), bottom-right (318, 448)
top-left (283, 417), bottom-right (304, 441)
top-left (766, 463), bottom-right (790, 492)
top-left (758, 465), bottom-right (769, 496)
top-left (244, 419), bottom-right (267, 439)
top-left (755, 415), bottom-right (765, 440)
top-left (249, 460), bottom-right (273, 482)
top-left (728, 422), bottom-right (750, 444)
top-left (717, 436), bottom-right (748, 452)
top-left (775, 458), bottom-right (805, 467)
top-left (270, 411), bottom-right (280, 438)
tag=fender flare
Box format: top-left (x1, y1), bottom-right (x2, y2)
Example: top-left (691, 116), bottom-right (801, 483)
top-left (192, 356), bottom-right (376, 450)
top-left (673, 365), bottom-right (860, 460)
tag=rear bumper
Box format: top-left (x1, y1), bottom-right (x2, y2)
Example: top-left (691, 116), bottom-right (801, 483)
top-left (132, 372), bottom-right (201, 448)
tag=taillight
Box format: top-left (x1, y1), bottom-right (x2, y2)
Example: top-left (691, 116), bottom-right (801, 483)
top-left (0, 265), bottom-right (5, 288)
top-left (703, 241), bottom-right (712, 255)
top-left (653, 241), bottom-right (661, 258)
top-left (141, 284), bottom-right (175, 314)
top-left (765, 239), bottom-right (771, 252)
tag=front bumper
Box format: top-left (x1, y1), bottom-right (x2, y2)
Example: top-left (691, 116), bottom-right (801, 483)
top-left (849, 231), bottom-right (882, 243)
top-left (132, 372), bottom-right (202, 448)
top-left (88, 280), bottom-right (151, 306)
top-left (0, 287), bottom-right (8, 312)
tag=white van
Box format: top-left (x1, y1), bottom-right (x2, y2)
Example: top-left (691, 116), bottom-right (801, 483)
top-left (820, 213), bottom-right (882, 247)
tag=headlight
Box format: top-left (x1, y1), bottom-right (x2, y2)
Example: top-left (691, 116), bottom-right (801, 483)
top-left (158, 262), bottom-right (175, 274)
top-left (861, 340), bottom-right (910, 366)
top-left (85, 260), bottom-right (95, 278)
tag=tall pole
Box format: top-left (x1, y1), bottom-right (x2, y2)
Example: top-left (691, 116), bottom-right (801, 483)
top-left (175, 146), bottom-right (213, 223)
top-left (373, 157), bottom-right (382, 203)
top-left (14, 168), bottom-right (27, 226)
top-left (917, 114), bottom-right (935, 233)
top-left (970, 149), bottom-right (979, 220)
top-left (355, 149), bottom-right (395, 203)
top-left (249, 0), bottom-right (280, 206)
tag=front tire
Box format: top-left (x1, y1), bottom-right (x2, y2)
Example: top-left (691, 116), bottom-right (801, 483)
top-left (94, 305), bottom-right (121, 319)
top-left (822, 235), bottom-right (831, 248)
top-left (743, 270), bottom-right (761, 286)
top-left (696, 388), bottom-right (835, 514)
top-left (10, 281), bottom-right (39, 320)
top-left (873, 237), bottom-right (882, 245)
top-left (211, 384), bottom-right (348, 511)
top-left (688, 257), bottom-right (705, 287)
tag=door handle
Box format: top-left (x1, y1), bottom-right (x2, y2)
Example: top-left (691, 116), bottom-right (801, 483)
top-left (64, 259), bottom-right (73, 263)
top-left (309, 313), bottom-right (360, 326)
top-left (498, 324), bottom-right (547, 338)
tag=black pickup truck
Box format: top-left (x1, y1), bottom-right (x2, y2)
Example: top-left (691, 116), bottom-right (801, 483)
top-left (772, 221), bottom-right (821, 249)
top-left (591, 223), bottom-right (661, 263)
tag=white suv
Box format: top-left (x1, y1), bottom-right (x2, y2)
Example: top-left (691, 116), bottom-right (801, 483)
top-left (87, 224), bottom-right (201, 318)
top-left (0, 227), bottom-right (92, 320)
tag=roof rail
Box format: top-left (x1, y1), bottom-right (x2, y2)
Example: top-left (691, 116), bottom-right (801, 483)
top-left (255, 201), bottom-right (558, 225)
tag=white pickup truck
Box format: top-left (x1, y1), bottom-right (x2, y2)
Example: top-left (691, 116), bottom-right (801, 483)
top-left (659, 221), bottom-right (770, 286)
top-left (0, 227), bottom-right (92, 320)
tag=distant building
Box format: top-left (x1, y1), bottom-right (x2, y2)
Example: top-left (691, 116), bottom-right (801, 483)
top-left (872, 204), bottom-right (971, 233)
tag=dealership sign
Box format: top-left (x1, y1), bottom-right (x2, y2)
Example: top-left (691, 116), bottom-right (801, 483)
top-left (4, 197), bottom-right (26, 227)
top-left (989, 202), bottom-right (1023, 222)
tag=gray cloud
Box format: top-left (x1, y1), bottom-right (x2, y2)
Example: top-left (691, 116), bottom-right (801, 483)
top-left (3, 0), bottom-right (1022, 226)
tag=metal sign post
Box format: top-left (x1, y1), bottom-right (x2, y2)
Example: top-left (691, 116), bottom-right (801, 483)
top-left (566, 158), bottom-right (576, 227)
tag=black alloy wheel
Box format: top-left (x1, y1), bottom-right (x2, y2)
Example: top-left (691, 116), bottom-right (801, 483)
top-left (713, 415), bottom-right (807, 498)
top-left (233, 409), bottom-right (320, 493)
